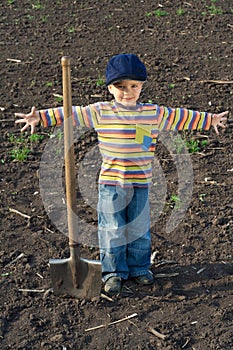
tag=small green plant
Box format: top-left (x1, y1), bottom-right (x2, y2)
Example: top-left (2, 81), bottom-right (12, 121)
top-left (207, 4), bottom-right (223, 15)
top-left (8, 133), bottom-right (44, 162)
top-left (54, 95), bottom-right (63, 103)
top-left (30, 80), bottom-right (36, 88)
top-left (46, 81), bottom-right (53, 87)
top-left (199, 193), bottom-right (206, 202)
top-left (173, 136), bottom-right (185, 154)
top-left (51, 129), bottom-right (63, 141)
top-left (186, 139), bottom-right (200, 153)
top-left (96, 75), bottom-right (105, 87)
top-left (28, 133), bottom-right (44, 142)
top-left (41, 15), bottom-right (48, 23)
top-left (7, 0), bottom-right (15, 5)
top-left (11, 147), bottom-right (30, 161)
top-left (200, 140), bottom-right (208, 147)
top-left (154, 9), bottom-right (168, 16)
top-left (169, 195), bottom-right (182, 209)
top-left (176, 8), bottom-right (185, 15)
top-left (9, 133), bottom-right (25, 144)
top-left (185, 139), bottom-right (209, 153)
top-left (32, 1), bottom-right (44, 10)
top-left (169, 83), bottom-right (175, 89)
top-left (146, 9), bottom-right (168, 17)
top-left (68, 26), bottom-right (75, 33)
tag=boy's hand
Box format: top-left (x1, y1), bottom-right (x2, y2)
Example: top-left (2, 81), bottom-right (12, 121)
top-left (15, 106), bottom-right (40, 134)
top-left (211, 111), bottom-right (229, 134)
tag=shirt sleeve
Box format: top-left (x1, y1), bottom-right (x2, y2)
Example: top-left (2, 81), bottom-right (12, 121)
top-left (156, 105), bottom-right (212, 131)
top-left (39, 104), bottom-right (98, 128)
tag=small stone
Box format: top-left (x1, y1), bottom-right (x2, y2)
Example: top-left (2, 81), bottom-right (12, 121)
top-left (50, 333), bottom-right (63, 342)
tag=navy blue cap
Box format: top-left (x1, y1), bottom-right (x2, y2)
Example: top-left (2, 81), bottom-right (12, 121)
top-left (106, 53), bottom-right (147, 86)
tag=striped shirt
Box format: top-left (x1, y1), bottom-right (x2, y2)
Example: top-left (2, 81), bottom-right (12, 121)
top-left (39, 101), bottom-right (212, 187)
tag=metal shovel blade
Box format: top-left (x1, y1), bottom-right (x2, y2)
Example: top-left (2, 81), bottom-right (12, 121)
top-left (49, 256), bottom-right (102, 299)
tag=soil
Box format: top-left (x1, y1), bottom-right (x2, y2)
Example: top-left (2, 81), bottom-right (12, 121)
top-left (0, 1), bottom-right (233, 349)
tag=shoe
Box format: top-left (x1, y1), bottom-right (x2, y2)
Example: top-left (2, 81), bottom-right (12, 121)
top-left (104, 276), bottom-right (122, 295)
top-left (133, 271), bottom-right (154, 285)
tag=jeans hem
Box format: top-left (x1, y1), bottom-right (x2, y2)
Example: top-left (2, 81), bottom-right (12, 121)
top-left (102, 273), bottom-right (128, 283)
top-left (129, 269), bottom-right (151, 278)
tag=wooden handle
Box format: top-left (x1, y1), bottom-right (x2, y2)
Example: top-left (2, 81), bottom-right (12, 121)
top-left (62, 56), bottom-right (79, 247)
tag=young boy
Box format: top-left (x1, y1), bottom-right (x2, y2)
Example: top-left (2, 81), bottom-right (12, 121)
top-left (15, 53), bottom-right (228, 295)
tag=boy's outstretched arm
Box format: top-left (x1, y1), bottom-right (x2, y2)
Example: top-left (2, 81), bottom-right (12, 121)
top-left (15, 106), bottom-right (40, 134)
top-left (211, 111), bottom-right (229, 134)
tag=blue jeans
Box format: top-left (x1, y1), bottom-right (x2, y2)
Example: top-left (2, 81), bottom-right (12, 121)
top-left (98, 184), bottom-right (151, 282)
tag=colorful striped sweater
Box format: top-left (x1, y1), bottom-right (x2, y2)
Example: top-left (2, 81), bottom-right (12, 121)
top-left (39, 101), bottom-right (212, 187)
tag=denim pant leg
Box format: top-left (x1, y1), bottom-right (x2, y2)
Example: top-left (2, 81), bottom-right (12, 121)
top-left (98, 185), bottom-right (129, 282)
top-left (126, 187), bottom-right (151, 277)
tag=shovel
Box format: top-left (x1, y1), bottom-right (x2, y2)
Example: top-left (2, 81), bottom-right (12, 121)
top-left (49, 56), bottom-right (102, 298)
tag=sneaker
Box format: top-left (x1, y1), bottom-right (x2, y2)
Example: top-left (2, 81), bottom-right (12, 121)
top-left (133, 271), bottom-right (154, 285)
top-left (104, 276), bottom-right (122, 295)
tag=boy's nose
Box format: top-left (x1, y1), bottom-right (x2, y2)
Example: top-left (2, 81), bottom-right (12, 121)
top-left (124, 88), bottom-right (130, 94)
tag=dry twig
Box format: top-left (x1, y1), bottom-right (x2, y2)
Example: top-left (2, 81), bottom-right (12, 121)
top-left (148, 327), bottom-right (167, 340)
top-left (19, 288), bottom-right (46, 293)
top-left (100, 293), bottom-right (114, 302)
top-left (199, 79), bottom-right (233, 84)
top-left (85, 313), bottom-right (138, 332)
top-left (182, 337), bottom-right (190, 348)
top-left (7, 58), bottom-right (21, 63)
top-left (155, 273), bottom-right (179, 278)
top-left (6, 253), bottom-right (24, 267)
top-left (9, 207), bottom-right (31, 220)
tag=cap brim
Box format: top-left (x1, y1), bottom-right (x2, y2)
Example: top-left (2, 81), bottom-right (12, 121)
top-left (106, 76), bottom-right (146, 86)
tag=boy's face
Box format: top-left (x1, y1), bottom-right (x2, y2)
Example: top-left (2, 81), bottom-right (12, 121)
top-left (108, 80), bottom-right (143, 106)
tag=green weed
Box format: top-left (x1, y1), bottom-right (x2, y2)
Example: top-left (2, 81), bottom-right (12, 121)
top-left (54, 95), bottom-right (63, 103)
top-left (169, 195), bottom-right (182, 209)
top-left (9, 134), bottom-right (25, 144)
top-left (199, 193), bottom-right (206, 202)
top-left (68, 26), bottom-right (75, 33)
top-left (173, 136), bottom-right (185, 154)
top-left (176, 8), bottom-right (185, 15)
top-left (207, 4), bottom-right (223, 15)
top-left (41, 15), bottom-right (48, 23)
top-left (8, 133), bottom-right (44, 162)
top-left (155, 9), bottom-right (168, 16)
top-left (200, 140), bottom-right (208, 147)
top-left (96, 75), bottom-right (105, 87)
top-left (185, 139), bottom-right (200, 153)
top-left (146, 9), bottom-right (168, 17)
top-left (11, 147), bottom-right (30, 161)
top-left (32, 1), bottom-right (44, 10)
top-left (169, 83), bottom-right (175, 89)
top-left (27, 15), bottom-right (34, 20)
top-left (45, 81), bottom-right (53, 87)
top-left (185, 139), bottom-right (209, 153)
top-left (28, 133), bottom-right (44, 142)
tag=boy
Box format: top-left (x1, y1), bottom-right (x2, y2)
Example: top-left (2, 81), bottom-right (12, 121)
top-left (15, 53), bottom-right (228, 295)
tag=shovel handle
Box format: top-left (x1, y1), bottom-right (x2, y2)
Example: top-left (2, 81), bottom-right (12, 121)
top-left (62, 56), bottom-right (79, 248)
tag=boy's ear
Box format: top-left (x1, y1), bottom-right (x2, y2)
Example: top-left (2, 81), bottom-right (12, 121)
top-left (108, 85), bottom-right (113, 94)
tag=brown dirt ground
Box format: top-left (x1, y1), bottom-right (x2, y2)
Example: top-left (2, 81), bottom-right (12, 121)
top-left (0, 1), bottom-right (233, 349)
